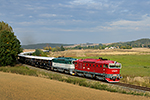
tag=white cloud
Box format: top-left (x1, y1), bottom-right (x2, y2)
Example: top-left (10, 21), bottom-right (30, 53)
top-left (77, 14), bottom-right (150, 33)
top-left (109, 15), bottom-right (150, 31)
top-left (39, 14), bottom-right (57, 18)
top-left (29, 16), bottom-right (33, 18)
top-left (17, 22), bottom-right (33, 26)
top-left (15, 14), bottom-right (24, 17)
top-left (24, 4), bottom-right (47, 11)
top-left (42, 27), bottom-right (77, 32)
top-left (69, 0), bottom-right (123, 11)
top-left (71, 0), bottom-right (95, 5)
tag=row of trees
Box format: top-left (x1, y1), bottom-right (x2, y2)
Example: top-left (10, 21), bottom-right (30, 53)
top-left (65, 44), bottom-right (132, 50)
top-left (0, 21), bottom-right (22, 66)
top-left (43, 45), bottom-right (65, 52)
top-left (43, 43), bottom-right (133, 51)
top-left (109, 38), bottom-right (150, 48)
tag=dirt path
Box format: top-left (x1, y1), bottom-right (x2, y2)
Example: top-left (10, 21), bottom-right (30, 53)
top-left (0, 72), bottom-right (149, 100)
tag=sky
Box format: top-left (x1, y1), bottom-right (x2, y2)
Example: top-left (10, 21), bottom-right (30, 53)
top-left (0, 0), bottom-right (150, 45)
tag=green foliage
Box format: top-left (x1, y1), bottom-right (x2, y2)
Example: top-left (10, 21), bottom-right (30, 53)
top-left (60, 45), bottom-right (65, 51)
top-left (0, 30), bottom-right (22, 66)
top-left (120, 45), bottom-right (132, 49)
top-left (43, 46), bottom-right (52, 51)
top-left (32, 49), bottom-right (48, 57)
top-left (51, 45), bottom-right (65, 52)
top-left (67, 43), bottom-right (132, 50)
top-left (0, 65), bottom-right (38, 76)
top-left (0, 21), bottom-right (13, 33)
top-left (56, 46), bottom-right (61, 51)
top-left (43, 44), bottom-right (52, 51)
top-left (33, 49), bottom-right (43, 56)
top-left (74, 45), bottom-right (82, 49)
top-left (52, 48), bottom-right (57, 52)
top-left (110, 38), bottom-right (150, 48)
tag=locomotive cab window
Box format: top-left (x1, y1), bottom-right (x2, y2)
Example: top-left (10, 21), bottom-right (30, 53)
top-left (105, 64), bottom-right (108, 68)
top-left (109, 64), bottom-right (121, 69)
top-left (103, 64), bottom-right (108, 68)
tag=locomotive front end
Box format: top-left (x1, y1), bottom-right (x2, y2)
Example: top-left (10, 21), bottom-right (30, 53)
top-left (105, 62), bottom-right (122, 83)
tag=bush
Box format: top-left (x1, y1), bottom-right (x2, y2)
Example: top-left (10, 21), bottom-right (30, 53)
top-left (32, 49), bottom-right (48, 57)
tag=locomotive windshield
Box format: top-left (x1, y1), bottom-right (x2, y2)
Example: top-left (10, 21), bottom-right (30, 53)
top-left (109, 64), bottom-right (121, 69)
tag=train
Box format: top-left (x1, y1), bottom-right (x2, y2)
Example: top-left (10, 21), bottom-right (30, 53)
top-left (18, 51), bottom-right (122, 83)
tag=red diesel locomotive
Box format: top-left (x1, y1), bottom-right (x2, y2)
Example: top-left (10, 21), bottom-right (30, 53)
top-left (73, 58), bottom-right (122, 83)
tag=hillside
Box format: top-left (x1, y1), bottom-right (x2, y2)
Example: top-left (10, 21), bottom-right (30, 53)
top-left (66, 38), bottom-right (150, 48)
top-left (110, 38), bottom-right (150, 47)
top-left (21, 38), bottom-right (150, 49)
top-left (21, 43), bottom-right (73, 49)
top-left (128, 38), bottom-right (150, 47)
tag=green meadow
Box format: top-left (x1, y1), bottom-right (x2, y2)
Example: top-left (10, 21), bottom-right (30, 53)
top-left (103, 55), bottom-right (150, 77)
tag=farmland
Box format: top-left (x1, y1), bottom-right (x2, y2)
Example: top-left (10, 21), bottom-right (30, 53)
top-left (0, 72), bottom-right (150, 100)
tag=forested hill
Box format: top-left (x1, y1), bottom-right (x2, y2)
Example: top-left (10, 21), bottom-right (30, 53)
top-left (129, 38), bottom-right (150, 45)
top-left (110, 38), bottom-right (150, 47)
top-left (21, 43), bottom-right (73, 49)
top-left (21, 38), bottom-right (150, 49)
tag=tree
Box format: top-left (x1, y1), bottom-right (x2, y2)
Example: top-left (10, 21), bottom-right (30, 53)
top-left (33, 49), bottom-right (43, 56)
top-left (56, 46), bottom-right (61, 51)
top-left (52, 48), bottom-right (57, 52)
top-left (0, 30), bottom-right (22, 66)
top-left (32, 49), bottom-right (48, 57)
top-left (0, 21), bottom-right (13, 33)
top-left (43, 46), bottom-right (52, 51)
top-left (74, 45), bottom-right (82, 49)
top-left (60, 45), bottom-right (65, 51)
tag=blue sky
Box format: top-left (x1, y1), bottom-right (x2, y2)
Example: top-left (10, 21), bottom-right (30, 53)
top-left (0, 0), bottom-right (150, 45)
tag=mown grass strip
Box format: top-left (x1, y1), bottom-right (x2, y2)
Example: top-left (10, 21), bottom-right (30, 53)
top-left (0, 65), bottom-right (150, 97)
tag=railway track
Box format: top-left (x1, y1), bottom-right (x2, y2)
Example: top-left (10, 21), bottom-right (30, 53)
top-left (115, 83), bottom-right (150, 92)
top-left (23, 64), bottom-right (150, 93)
